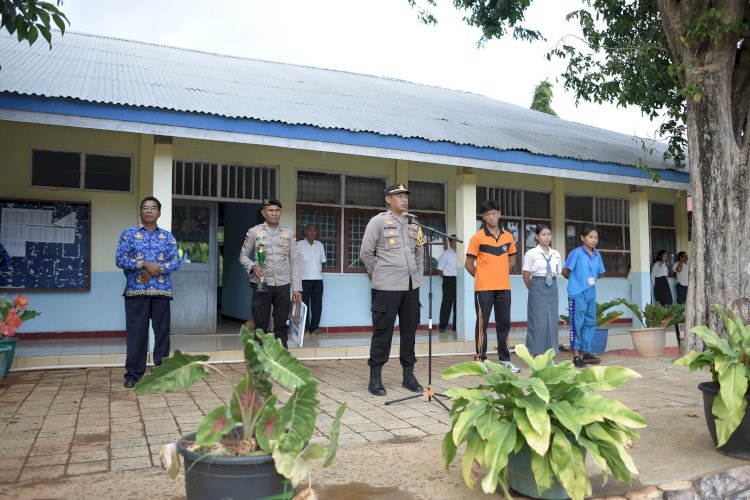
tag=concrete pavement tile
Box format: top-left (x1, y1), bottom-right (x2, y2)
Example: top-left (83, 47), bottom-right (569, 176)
top-left (420, 423), bottom-right (450, 435)
top-left (29, 443), bottom-right (70, 456)
top-left (110, 456), bottom-right (153, 470)
top-left (72, 432), bottom-right (110, 444)
top-left (111, 446), bottom-right (151, 459)
top-left (19, 464), bottom-right (66, 481)
top-left (374, 418), bottom-right (414, 430)
top-left (70, 449), bottom-right (110, 463)
top-left (343, 422), bottom-right (384, 433)
top-left (111, 429), bottom-right (146, 441)
top-left (389, 427), bottom-right (427, 437)
top-left (337, 433), bottom-right (368, 446)
top-left (360, 430), bottom-right (394, 442)
top-left (66, 460), bottom-right (109, 475)
top-left (110, 436), bottom-right (148, 449)
top-left (403, 416), bottom-right (442, 427)
top-left (24, 452), bottom-right (69, 466)
top-left (0, 466), bottom-right (22, 483)
top-left (70, 442), bottom-right (109, 454)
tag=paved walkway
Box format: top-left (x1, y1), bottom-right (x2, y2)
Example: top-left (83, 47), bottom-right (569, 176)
top-left (0, 352), bottom-right (746, 498)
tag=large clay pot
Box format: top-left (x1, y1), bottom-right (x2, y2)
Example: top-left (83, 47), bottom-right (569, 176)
top-left (176, 428), bottom-right (293, 500)
top-left (698, 381), bottom-right (750, 459)
top-left (629, 327), bottom-right (666, 356)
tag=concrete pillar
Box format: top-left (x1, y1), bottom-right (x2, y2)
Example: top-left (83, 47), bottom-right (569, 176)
top-left (279, 162), bottom-right (296, 229)
top-left (628, 189), bottom-right (650, 326)
top-left (152, 136), bottom-right (174, 231)
top-left (675, 190), bottom-right (690, 254)
top-left (552, 178), bottom-right (566, 250)
top-left (455, 168), bottom-right (477, 341)
top-left (395, 159), bottom-right (409, 185)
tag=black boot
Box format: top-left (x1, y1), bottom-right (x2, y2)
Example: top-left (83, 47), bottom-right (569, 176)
top-left (402, 366), bottom-right (424, 393)
top-left (368, 365), bottom-right (386, 396)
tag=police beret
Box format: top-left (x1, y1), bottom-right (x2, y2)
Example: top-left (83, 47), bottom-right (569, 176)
top-left (262, 198), bottom-right (283, 208)
top-left (384, 183), bottom-right (410, 196)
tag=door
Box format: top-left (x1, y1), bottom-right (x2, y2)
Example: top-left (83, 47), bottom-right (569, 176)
top-left (171, 201), bottom-right (217, 333)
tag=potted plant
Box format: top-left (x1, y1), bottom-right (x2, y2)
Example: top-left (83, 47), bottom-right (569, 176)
top-left (134, 326), bottom-right (347, 499)
top-left (617, 300), bottom-right (684, 357)
top-left (442, 344), bottom-right (646, 500)
top-left (0, 294), bottom-right (41, 379)
top-left (671, 306), bottom-right (750, 459)
top-left (558, 300), bottom-right (625, 354)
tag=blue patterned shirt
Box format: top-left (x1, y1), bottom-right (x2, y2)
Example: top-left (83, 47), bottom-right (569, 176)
top-left (115, 225), bottom-right (182, 298)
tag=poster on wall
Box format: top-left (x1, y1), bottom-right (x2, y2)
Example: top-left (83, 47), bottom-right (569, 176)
top-left (0, 199), bottom-right (91, 290)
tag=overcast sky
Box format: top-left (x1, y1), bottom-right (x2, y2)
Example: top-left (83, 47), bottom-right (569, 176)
top-left (60, 0), bottom-right (660, 138)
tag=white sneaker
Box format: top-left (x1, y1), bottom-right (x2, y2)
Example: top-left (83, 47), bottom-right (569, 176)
top-left (500, 361), bottom-right (521, 373)
top-left (481, 361), bottom-right (489, 374)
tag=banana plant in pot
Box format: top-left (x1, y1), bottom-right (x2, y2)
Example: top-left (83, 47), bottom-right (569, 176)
top-left (441, 344), bottom-right (646, 500)
top-left (134, 327), bottom-right (347, 500)
top-left (617, 301), bottom-right (684, 357)
top-left (670, 306), bottom-right (750, 459)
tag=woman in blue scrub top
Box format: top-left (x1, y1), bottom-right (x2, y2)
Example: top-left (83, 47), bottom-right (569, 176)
top-left (561, 224), bottom-right (605, 368)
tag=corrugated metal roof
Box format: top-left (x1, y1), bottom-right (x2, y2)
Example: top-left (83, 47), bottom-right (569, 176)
top-left (0, 31), bottom-right (681, 171)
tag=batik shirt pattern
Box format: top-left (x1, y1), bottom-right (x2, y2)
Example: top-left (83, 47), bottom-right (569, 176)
top-left (115, 225), bottom-right (182, 298)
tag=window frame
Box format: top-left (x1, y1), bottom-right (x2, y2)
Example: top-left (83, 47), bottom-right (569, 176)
top-left (650, 202), bottom-right (677, 261)
top-left (476, 187), bottom-right (552, 275)
top-left (296, 204), bottom-right (342, 273)
top-left (172, 159), bottom-right (278, 203)
top-left (564, 195), bottom-right (630, 277)
top-left (31, 148), bottom-right (134, 193)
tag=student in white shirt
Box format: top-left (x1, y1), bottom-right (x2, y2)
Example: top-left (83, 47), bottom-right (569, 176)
top-left (522, 224), bottom-right (562, 355)
top-left (674, 251), bottom-right (689, 305)
top-left (652, 249), bottom-right (680, 345)
top-left (296, 225), bottom-right (327, 334)
top-left (437, 236), bottom-right (458, 332)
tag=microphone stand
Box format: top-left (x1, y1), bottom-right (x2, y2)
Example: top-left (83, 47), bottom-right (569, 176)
top-left (385, 217), bottom-right (462, 411)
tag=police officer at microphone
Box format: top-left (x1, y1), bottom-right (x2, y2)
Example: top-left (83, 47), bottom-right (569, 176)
top-left (360, 183), bottom-right (425, 396)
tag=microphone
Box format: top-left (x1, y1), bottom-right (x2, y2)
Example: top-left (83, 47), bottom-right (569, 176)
top-left (403, 212), bottom-right (416, 223)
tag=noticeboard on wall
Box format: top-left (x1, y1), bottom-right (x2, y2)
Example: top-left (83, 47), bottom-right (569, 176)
top-left (0, 199), bottom-right (91, 291)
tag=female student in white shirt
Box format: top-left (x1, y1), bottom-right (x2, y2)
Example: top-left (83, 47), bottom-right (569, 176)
top-left (652, 249), bottom-right (680, 345)
top-left (522, 224), bottom-right (562, 355)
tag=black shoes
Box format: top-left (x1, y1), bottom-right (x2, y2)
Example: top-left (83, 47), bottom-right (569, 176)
top-left (368, 366), bottom-right (386, 396)
top-left (573, 356), bottom-right (587, 368)
top-left (582, 353), bottom-right (602, 365)
top-left (124, 379), bottom-right (137, 388)
top-left (402, 366), bottom-right (424, 393)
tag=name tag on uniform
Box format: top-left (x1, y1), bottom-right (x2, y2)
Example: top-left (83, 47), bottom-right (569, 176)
top-left (588, 276), bottom-right (595, 285)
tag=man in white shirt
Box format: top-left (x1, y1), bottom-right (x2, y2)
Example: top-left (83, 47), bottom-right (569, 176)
top-left (674, 251), bottom-right (689, 305)
top-left (297, 224), bottom-right (327, 334)
top-left (437, 236), bottom-right (458, 333)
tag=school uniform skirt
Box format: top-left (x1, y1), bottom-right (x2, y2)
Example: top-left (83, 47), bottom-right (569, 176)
top-left (654, 276), bottom-right (673, 305)
top-left (526, 276), bottom-right (559, 355)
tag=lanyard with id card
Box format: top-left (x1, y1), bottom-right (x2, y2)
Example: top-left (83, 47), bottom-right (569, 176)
top-left (586, 249), bottom-right (597, 285)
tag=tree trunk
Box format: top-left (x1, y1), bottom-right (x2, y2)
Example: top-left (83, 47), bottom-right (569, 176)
top-left (656, 1), bottom-right (750, 350)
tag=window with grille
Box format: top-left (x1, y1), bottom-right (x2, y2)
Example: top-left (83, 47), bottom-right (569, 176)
top-left (296, 172), bottom-right (386, 273)
top-left (173, 161), bottom-right (276, 201)
top-left (408, 181), bottom-right (446, 272)
top-left (32, 150), bottom-right (132, 192)
top-left (476, 187), bottom-right (552, 274)
top-left (564, 196), bottom-right (630, 276)
top-left (650, 203), bottom-right (676, 262)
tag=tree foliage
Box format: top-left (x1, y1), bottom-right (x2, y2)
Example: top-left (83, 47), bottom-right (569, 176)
top-left (530, 79), bottom-right (557, 116)
top-left (0, 0), bottom-right (68, 68)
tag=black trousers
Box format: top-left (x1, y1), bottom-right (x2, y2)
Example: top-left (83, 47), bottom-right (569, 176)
top-left (124, 297), bottom-right (171, 382)
top-left (302, 279), bottom-right (324, 331)
top-left (368, 287), bottom-right (420, 368)
top-left (252, 283), bottom-right (291, 348)
top-left (439, 276), bottom-right (457, 330)
top-left (474, 289), bottom-right (511, 362)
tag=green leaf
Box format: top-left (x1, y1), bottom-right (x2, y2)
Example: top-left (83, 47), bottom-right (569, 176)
top-left (480, 419), bottom-right (517, 494)
top-left (577, 392), bottom-right (647, 429)
top-left (461, 434), bottom-right (483, 489)
top-left (229, 376), bottom-right (267, 433)
top-left (577, 435), bottom-right (609, 483)
top-left (52, 13), bottom-right (66, 34)
top-left (513, 344), bottom-right (537, 370)
top-left (442, 430), bottom-right (457, 469)
top-left (530, 448), bottom-right (555, 494)
top-left (442, 361), bottom-right (486, 379)
top-left (252, 330), bottom-right (312, 391)
top-left (37, 23), bottom-right (51, 45)
top-left (549, 400), bottom-right (582, 438)
top-left (255, 396), bottom-right (279, 452)
top-left (322, 402), bottom-right (346, 468)
top-left (718, 363), bottom-right (749, 416)
top-left (574, 366), bottom-right (642, 392)
top-left (452, 402), bottom-right (487, 445)
top-left (133, 349), bottom-right (210, 395)
top-left (513, 407), bottom-right (550, 456)
top-left (525, 376), bottom-right (551, 403)
top-left (691, 325), bottom-right (733, 356)
top-left (516, 395), bottom-right (550, 435)
top-left (671, 350), bottom-right (702, 369)
top-left (272, 442), bottom-right (327, 488)
top-left (196, 406), bottom-right (234, 446)
top-left (277, 382), bottom-right (319, 453)
top-left (549, 431), bottom-right (589, 500)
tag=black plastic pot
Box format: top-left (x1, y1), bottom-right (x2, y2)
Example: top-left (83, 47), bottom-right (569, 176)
top-left (176, 428), bottom-right (294, 500)
top-left (698, 381), bottom-right (750, 459)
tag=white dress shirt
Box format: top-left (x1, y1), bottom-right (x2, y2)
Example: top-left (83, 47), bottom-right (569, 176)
top-left (437, 247), bottom-right (457, 277)
top-left (522, 245), bottom-right (561, 277)
top-left (651, 261), bottom-right (669, 286)
top-left (673, 262), bottom-right (689, 286)
top-left (296, 239), bottom-right (327, 280)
